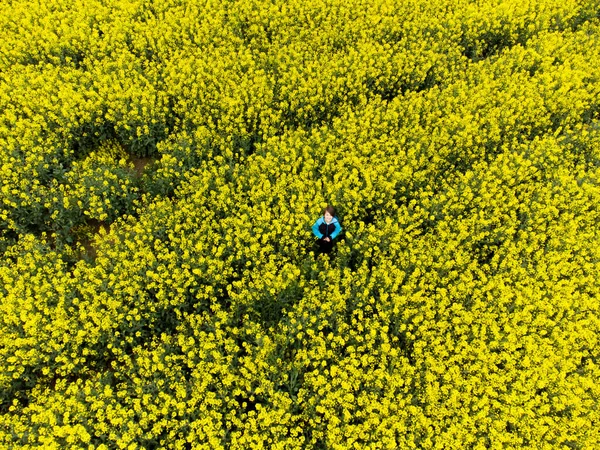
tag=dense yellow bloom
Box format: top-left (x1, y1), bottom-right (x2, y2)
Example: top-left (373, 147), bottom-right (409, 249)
top-left (1, 0), bottom-right (600, 448)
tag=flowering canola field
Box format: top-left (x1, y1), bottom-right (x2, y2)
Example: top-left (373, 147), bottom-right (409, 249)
top-left (1, 0), bottom-right (600, 448)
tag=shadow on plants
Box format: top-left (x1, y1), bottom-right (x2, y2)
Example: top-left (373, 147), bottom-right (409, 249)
top-left (366, 65), bottom-right (440, 103)
top-left (233, 279), bottom-right (304, 333)
top-left (233, 392), bottom-right (261, 415)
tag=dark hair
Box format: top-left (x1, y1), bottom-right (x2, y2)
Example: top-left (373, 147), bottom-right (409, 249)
top-left (323, 205), bottom-right (335, 217)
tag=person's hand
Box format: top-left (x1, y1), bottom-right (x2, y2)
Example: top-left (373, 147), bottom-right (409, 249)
top-left (324, 237), bottom-right (330, 242)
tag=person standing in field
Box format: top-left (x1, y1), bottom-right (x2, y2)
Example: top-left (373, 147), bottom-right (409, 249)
top-left (312, 205), bottom-right (342, 257)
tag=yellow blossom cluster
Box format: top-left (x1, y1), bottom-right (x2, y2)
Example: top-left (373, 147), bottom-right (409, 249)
top-left (1, 0), bottom-right (600, 448)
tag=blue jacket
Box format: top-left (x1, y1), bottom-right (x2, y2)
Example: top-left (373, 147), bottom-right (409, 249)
top-left (312, 216), bottom-right (342, 240)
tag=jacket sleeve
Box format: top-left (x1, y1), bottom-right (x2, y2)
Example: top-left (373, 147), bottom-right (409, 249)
top-left (330, 220), bottom-right (342, 240)
top-left (312, 217), bottom-right (324, 238)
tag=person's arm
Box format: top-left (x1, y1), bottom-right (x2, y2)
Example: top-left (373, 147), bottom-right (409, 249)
top-left (330, 220), bottom-right (342, 240)
top-left (312, 217), bottom-right (324, 238)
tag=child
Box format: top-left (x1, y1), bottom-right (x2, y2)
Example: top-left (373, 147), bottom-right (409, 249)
top-left (312, 205), bottom-right (342, 256)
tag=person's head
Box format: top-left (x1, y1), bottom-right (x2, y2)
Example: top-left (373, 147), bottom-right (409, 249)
top-left (323, 205), bottom-right (335, 223)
